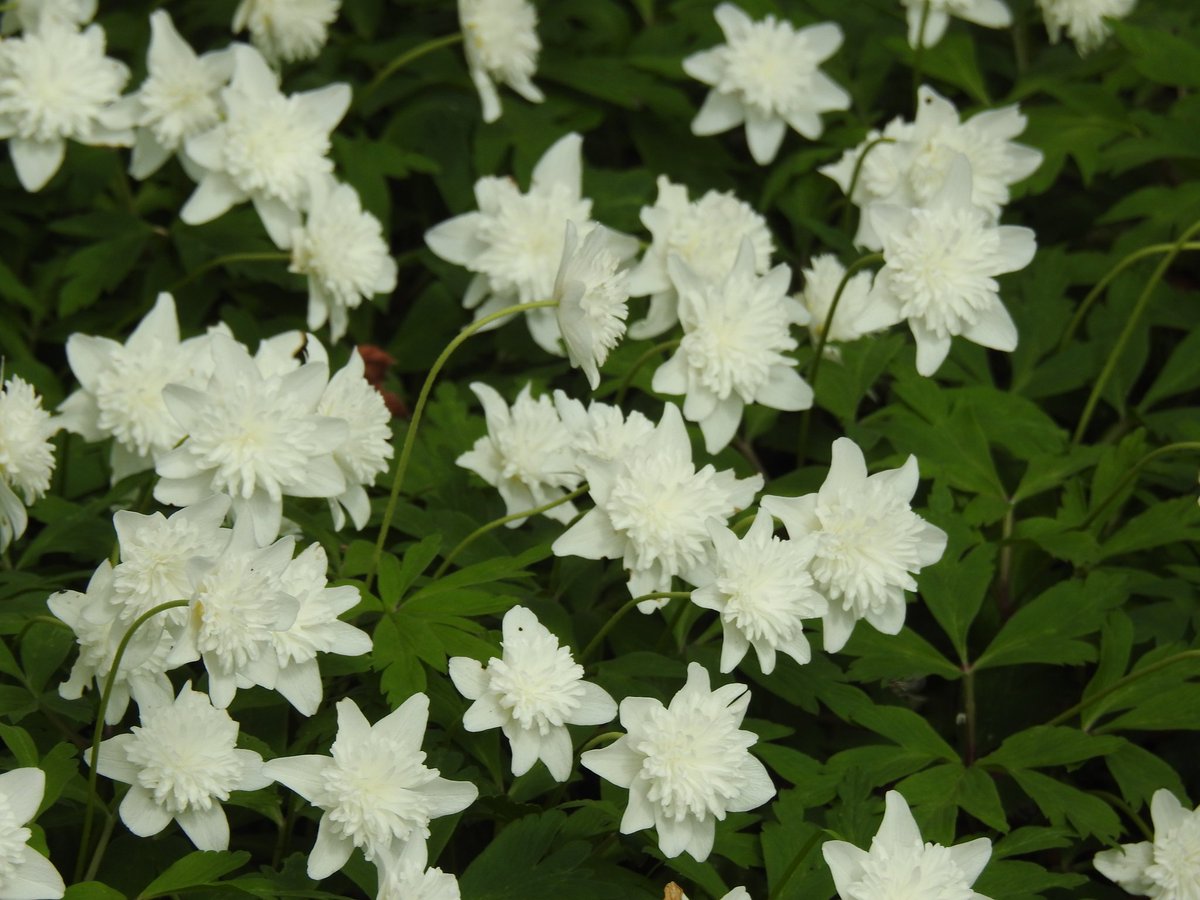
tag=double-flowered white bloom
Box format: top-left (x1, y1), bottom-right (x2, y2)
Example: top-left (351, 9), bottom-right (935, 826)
top-left (125, 11), bottom-right (234, 179)
top-left (457, 382), bottom-right (581, 527)
top-left (450, 606), bottom-right (616, 781)
top-left (553, 392), bottom-right (655, 473)
top-left (58, 293), bottom-right (213, 481)
top-left (0, 375), bottom-right (56, 554)
top-left (94, 683), bottom-right (271, 851)
top-left (553, 403), bottom-right (762, 608)
top-left (1037, 0), bottom-right (1136, 55)
top-left (823, 790), bottom-right (993, 899)
top-left (459, 0), bottom-right (544, 123)
top-left (1, 0), bottom-right (94, 35)
top-left (684, 3), bottom-right (849, 165)
top-left (265, 695), bottom-right (478, 878)
top-left (234, 0), bottom-right (340, 65)
top-left (182, 44), bottom-right (350, 246)
top-left (0, 768), bottom-right (65, 899)
top-left (581, 662), bottom-right (774, 862)
top-left (899, 0), bottom-right (1012, 48)
top-left (762, 438), bottom-right (946, 652)
top-left (653, 239), bottom-right (812, 453)
top-left (1094, 789), bottom-right (1200, 899)
top-left (378, 862), bottom-right (461, 900)
top-left (424, 133), bottom-right (597, 355)
top-left (288, 178), bottom-right (397, 342)
top-left (800, 254), bottom-right (882, 347)
top-left (0, 20), bottom-right (133, 191)
top-left (857, 156), bottom-right (1036, 376)
top-left (628, 176), bottom-right (774, 340)
top-left (155, 332), bottom-right (347, 545)
top-left (690, 509), bottom-right (827, 674)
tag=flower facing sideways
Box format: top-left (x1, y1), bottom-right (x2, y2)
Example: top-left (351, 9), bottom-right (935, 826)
top-left (93, 683), bottom-right (271, 851)
top-left (581, 663), bottom-right (775, 862)
top-left (799, 254), bottom-right (881, 347)
top-left (459, 0), bottom-right (544, 123)
top-left (233, 0), bottom-right (340, 65)
top-left (898, 0), bottom-right (1012, 48)
top-left (264, 695), bottom-right (478, 879)
top-left (823, 790), bottom-right (993, 899)
top-left (1037, 0), bottom-right (1136, 55)
top-left (0, 374), bottom-right (57, 554)
top-left (0, 768), bottom-right (65, 899)
top-left (1094, 788), bottom-right (1200, 899)
top-left (450, 605), bottom-right (616, 781)
top-left (761, 438), bottom-right (947, 653)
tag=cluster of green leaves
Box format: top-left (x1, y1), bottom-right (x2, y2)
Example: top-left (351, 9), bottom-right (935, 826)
top-left (2, 0), bottom-right (1200, 898)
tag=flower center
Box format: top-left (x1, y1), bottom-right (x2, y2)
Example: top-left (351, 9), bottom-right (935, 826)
top-left (192, 553), bottom-right (290, 669)
top-left (487, 634), bottom-right (586, 734)
top-left (140, 56), bottom-right (222, 150)
top-left (718, 18), bottom-right (816, 115)
top-left (0, 793), bottom-right (31, 884)
top-left (846, 842), bottom-right (976, 900)
top-left (221, 93), bottom-right (333, 206)
top-left (666, 194), bottom-right (772, 283)
top-left (1148, 815), bottom-right (1200, 899)
top-left (717, 537), bottom-right (816, 645)
top-left (94, 341), bottom-right (195, 458)
top-left (0, 377), bottom-right (54, 503)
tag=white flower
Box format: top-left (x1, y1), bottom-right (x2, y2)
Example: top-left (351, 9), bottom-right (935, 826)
top-left (424, 133), bottom-right (596, 355)
top-left (899, 0), bottom-right (1012, 48)
top-left (0, 768), bottom-right (65, 900)
top-left (857, 156), bottom-right (1036, 376)
top-left (265, 695), bottom-right (478, 878)
top-left (690, 510), bottom-right (827, 674)
top-left (684, 3), bottom-right (850, 165)
top-left (761, 438), bottom-right (947, 653)
top-left (552, 403), bottom-right (762, 608)
top-left (449, 606), bottom-right (616, 781)
top-left (126, 10), bottom-right (234, 179)
top-left (378, 862), bottom-right (461, 900)
top-left (580, 662), bottom-right (774, 862)
top-left (1094, 789), bottom-right (1200, 899)
top-left (552, 392), bottom-right (655, 473)
top-left (800, 254), bottom-right (881, 346)
top-left (154, 332), bottom-right (348, 546)
top-left (652, 240), bottom-right (812, 453)
top-left (0, 21), bottom-right (133, 191)
top-left (233, 0), bottom-right (340, 65)
top-left (269, 543), bottom-right (372, 715)
top-left (823, 790), bottom-right (993, 899)
top-left (58, 293), bottom-right (213, 481)
top-left (0, 375), bottom-right (56, 554)
top-left (627, 176), bottom-right (775, 339)
top-left (677, 888), bottom-right (750, 900)
top-left (554, 222), bottom-right (637, 389)
top-left (181, 44), bottom-right (350, 246)
top-left (318, 349), bottom-right (394, 530)
top-left (49, 561), bottom-right (174, 725)
top-left (252, 328), bottom-right (328, 379)
top-left (288, 178), bottom-right (397, 342)
top-left (94, 683), bottom-right (271, 851)
top-left (457, 382), bottom-right (581, 527)
top-left (459, 0), bottom-right (544, 123)
top-left (1, 0), bottom-right (94, 35)
top-left (1037, 0), bottom-right (1136, 55)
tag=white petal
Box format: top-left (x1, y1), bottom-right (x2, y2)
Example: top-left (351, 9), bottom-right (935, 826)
top-left (822, 602), bottom-right (857, 653)
top-left (744, 113), bottom-right (787, 166)
top-left (532, 133), bottom-right (583, 195)
top-left (463, 695), bottom-right (508, 732)
top-left (448, 657), bottom-right (488, 700)
top-left (93, 736), bottom-right (139, 786)
top-left (699, 394), bottom-right (743, 453)
top-left (552, 510), bottom-right (623, 560)
top-left (580, 737), bottom-right (641, 788)
top-left (1150, 789), bottom-right (1187, 833)
top-left (877, 790), bottom-right (923, 850)
top-left (298, 83), bottom-right (352, 132)
top-left (822, 841), bottom-right (870, 894)
top-left (540, 726), bottom-right (575, 781)
top-left (420, 777), bottom-right (478, 817)
top-left (949, 837), bottom-right (992, 884)
top-left (275, 659), bottom-right (323, 716)
top-left (569, 682), bottom-right (617, 726)
top-left (176, 804), bottom-right (229, 851)
top-left (912, 321), bottom-right (953, 377)
top-left (963, 0), bottom-right (1012, 28)
top-left (691, 91), bottom-right (745, 136)
top-left (307, 813), bottom-right (355, 880)
top-left (963, 301), bottom-right (1018, 352)
top-left (681, 48), bottom-right (724, 84)
top-left (425, 213), bottom-right (486, 265)
top-left (119, 784), bottom-right (173, 837)
top-left (755, 365), bottom-right (813, 412)
top-left (9, 138), bottom-right (65, 192)
top-left (180, 173), bottom-right (246, 225)
top-left (3, 848), bottom-right (65, 900)
top-left (262, 755), bottom-right (329, 802)
top-left (0, 769), bottom-right (43, 824)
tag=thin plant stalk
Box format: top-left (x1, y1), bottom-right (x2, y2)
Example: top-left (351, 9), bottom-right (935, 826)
top-left (839, 137), bottom-right (895, 232)
top-left (615, 338), bottom-right (679, 404)
top-left (168, 251), bottom-right (290, 293)
top-left (911, 0), bottom-right (932, 97)
top-left (1082, 441), bottom-right (1200, 529)
top-left (366, 33), bottom-right (464, 96)
top-left (580, 591), bottom-right (693, 664)
top-left (1045, 649), bottom-right (1200, 730)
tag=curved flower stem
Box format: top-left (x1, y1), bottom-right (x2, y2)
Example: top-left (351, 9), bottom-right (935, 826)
top-left (1081, 441), bottom-right (1200, 529)
top-left (1058, 241), bottom-right (1200, 351)
top-left (1091, 789), bottom-right (1155, 842)
top-left (963, 663), bottom-right (978, 764)
top-left (615, 338), bottom-right (680, 404)
top-left (839, 137), bottom-right (896, 232)
top-left (768, 827), bottom-right (824, 900)
top-left (797, 252), bottom-right (885, 464)
top-left (1073, 220), bottom-right (1200, 444)
top-left (168, 251), bottom-right (290, 293)
top-left (432, 485), bottom-right (589, 579)
top-left (365, 32), bottom-right (464, 97)
top-left (911, 0), bottom-right (932, 98)
top-left (580, 591), bottom-right (693, 664)
top-left (76, 599), bottom-right (189, 883)
top-left (578, 730), bottom-right (624, 754)
top-left (1044, 650), bottom-right (1200, 730)
top-left (368, 300), bottom-right (558, 591)
top-left (83, 799), bottom-right (118, 881)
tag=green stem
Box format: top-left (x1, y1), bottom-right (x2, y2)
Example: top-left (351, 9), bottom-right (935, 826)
top-left (83, 800), bottom-right (117, 881)
top-left (168, 252), bottom-right (290, 293)
top-left (769, 827), bottom-right (824, 900)
top-left (367, 300), bottom-right (558, 591)
top-left (365, 33), bottom-right (464, 96)
top-left (1082, 441), bottom-right (1200, 529)
top-left (76, 599), bottom-right (189, 883)
top-left (615, 338), bottom-right (679, 404)
top-left (580, 591), bottom-right (693, 664)
top-left (432, 486), bottom-right (588, 579)
top-left (839, 138), bottom-right (895, 232)
top-left (578, 730), bottom-right (624, 755)
top-left (1045, 650), bottom-right (1200, 729)
top-left (963, 663), bottom-right (978, 764)
top-left (1073, 221), bottom-right (1200, 443)
top-left (1059, 241), bottom-right (1200, 351)
top-left (911, 0), bottom-right (932, 99)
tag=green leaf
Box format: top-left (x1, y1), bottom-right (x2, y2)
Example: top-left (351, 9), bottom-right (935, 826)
top-left (1107, 741), bottom-right (1187, 809)
top-left (1139, 323), bottom-right (1200, 409)
top-left (1101, 684), bottom-right (1200, 732)
top-left (137, 850), bottom-right (250, 899)
top-left (848, 703), bottom-right (959, 764)
top-left (64, 884), bottom-right (126, 900)
top-left (378, 535), bottom-right (443, 607)
top-left (972, 860), bottom-right (1087, 898)
top-left (918, 542), bottom-right (995, 662)
top-left (978, 726), bottom-right (1123, 770)
top-left (1100, 498), bottom-right (1200, 560)
top-left (1112, 20), bottom-right (1200, 89)
top-left (842, 625), bottom-right (962, 683)
top-left (957, 766), bottom-right (1009, 833)
top-left (1009, 769), bottom-right (1121, 841)
top-left (0, 724), bottom-right (38, 767)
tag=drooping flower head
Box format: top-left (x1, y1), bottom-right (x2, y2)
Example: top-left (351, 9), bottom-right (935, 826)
top-left (265, 695), bottom-right (478, 878)
top-left (823, 790), bottom-right (993, 899)
top-left (1094, 788), bottom-right (1200, 899)
top-left (684, 3), bottom-right (850, 164)
top-left (761, 438), bottom-right (947, 652)
top-left (459, 0), bottom-right (544, 123)
top-left (94, 682), bottom-right (271, 851)
top-left (0, 768), bottom-right (66, 899)
top-left (0, 374), bottom-right (56, 554)
top-left (580, 663), bottom-right (775, 861)
top-left (898, 0), bottom-right (1012, 48)
top-left (233, 0), bottom-right (340, 65)
top-left (653, 239), bottom-right (812, 453)
top-left (450, 606), bottom-right (616, 781)
top-left (1036, 0), bottom-right (1136, 55)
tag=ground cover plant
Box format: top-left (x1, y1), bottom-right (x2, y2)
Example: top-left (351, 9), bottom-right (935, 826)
top-left (0, 0), bottom-right (1198, 897)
